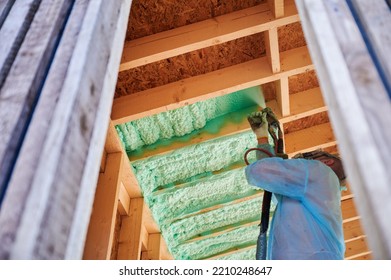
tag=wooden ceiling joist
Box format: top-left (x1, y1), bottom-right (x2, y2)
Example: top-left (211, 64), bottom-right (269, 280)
top-left (268, 0), bottom-right (285, 19)
top-left (120, 0), bottom-right (299, 71)
top-left (112, 46), bottom-right (313, 124)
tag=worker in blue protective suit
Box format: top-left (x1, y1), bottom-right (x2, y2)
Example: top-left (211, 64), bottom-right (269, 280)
top-left (245, 110), bottom-right (346, 260)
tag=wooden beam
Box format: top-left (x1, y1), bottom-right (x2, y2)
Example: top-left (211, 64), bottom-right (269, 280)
top-left (345, 251), bottom-right (372, 260)
top-left (275, 77), bottom-right (290, 116)
top-left (83, 152), bottom-right (124, 260)
top-left (296, 0), bottom-right (391, 258)
top-left (105, 121), bottom-right (142, 198)
top-left (287, 87), bottom-right (326, 122)
top-left (268, 0), bottom-right (285, 18)
top-left (345, 236), bottom-right (370, 258)
top-left (143, 201), bottom-right (160, 234)
top-left (117, 198), bottom-right (144, 260)
top-left (0, 0), bottom-right (132, 260)
top-left (265, 27), bottom-right (281, 73)
top-left (349, 0), bottom-right (391, 92)
top-left (118, 182), bottom-right (130, 216)
top-left (120, 0), bottom-right (298, 71)
top-left (148, 233), bottom-right (162, 260)
top-left (0, 0), bottom-right (74, 203)
top-left (112, 46), bottom-right (314, 124)
top-left (140, 225), bottom-right (149, 252)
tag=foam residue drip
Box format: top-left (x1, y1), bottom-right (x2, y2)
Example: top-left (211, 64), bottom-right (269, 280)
top-left (116, 86), bottom-right (264, 152)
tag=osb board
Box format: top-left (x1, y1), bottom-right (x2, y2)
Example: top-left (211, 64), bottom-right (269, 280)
top-left (260, 69), bottom-right (319, 101)
top-left (261, 82), bottom-right (277, 102)
top-left (110, 211), bottom-right (122, 260)
top-left (288, 70), bottom-right (319, 94)
top-left (115, 33), bottom-right (266, 97)
top-left (284, 111), bottom-right (330, 134)
top-left (126, 0), bottom-right (266, 40)
top-left (278, 22), bottom-right (307, 52)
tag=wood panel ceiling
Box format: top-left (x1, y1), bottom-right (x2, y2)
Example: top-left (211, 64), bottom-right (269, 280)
top-left (89, 0), bottom-right (373, 260)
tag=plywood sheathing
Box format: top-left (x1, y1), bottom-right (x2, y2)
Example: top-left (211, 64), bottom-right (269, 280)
top-left (284, 111), bottom-right (330, 134)
top-left (289, 70), bottom-right (319, 94)
top-left (115, 34), bottom-right (266, 98)
top-left (278, 22), bottom-right (307, 52)
top-left (115, 5), bottom-right (305, 98)
top-left (126, 0), bottom-right (266, 41)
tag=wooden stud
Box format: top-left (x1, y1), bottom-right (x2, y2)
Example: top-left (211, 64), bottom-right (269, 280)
top-left (268, 0), bottom-right (285, 18)
top-left (265, 27), bottom-right (281, 73)
top-left (120, 0), bottom-right (298, 71)
top-left (112, 46), bottom-right (314, 124)
top-left (148, 233), bottom-right (162, 260)
top-left (118, 182), bottom-right (130, 216)
top-left (117, 198), bottom-right (144, 260)
top-left (275, 77), bottom-right (290, 116)
top-left (83, 152), bottom-right (124, 260)
top-left (143, 203), bottom-right (160, 234)
top-left (104, 120), bottom-right (142, 198)
top-left (350, 0), bottom-right (391, 90)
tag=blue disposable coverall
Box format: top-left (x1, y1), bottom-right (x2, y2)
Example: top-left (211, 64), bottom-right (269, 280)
top-left (245, 154), bottom-right (345, 260)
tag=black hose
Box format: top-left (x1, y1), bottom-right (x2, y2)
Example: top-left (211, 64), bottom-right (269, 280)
top-left (244, 147), bottom-right (273, 260)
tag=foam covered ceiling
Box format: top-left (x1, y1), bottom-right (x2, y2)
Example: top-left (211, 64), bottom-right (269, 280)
top-left (116, 86), bottom-right (275, 259)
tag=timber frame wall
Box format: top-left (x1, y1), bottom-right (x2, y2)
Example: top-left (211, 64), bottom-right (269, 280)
top-left (0, 0), bottom-right (132, 259)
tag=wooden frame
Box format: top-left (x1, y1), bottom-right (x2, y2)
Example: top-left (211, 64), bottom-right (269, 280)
top-left (0, 0), bottom-right (132, 259)
top-left (296, 0), bottom-right (391, 258)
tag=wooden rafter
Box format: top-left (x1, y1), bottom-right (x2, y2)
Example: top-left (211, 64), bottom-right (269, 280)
top-left (112, 46), bottom-right (313, 124)
top-left (120, 0), bottom-right (298, 71)
top-left (268, 0), bottom-right (285, 18)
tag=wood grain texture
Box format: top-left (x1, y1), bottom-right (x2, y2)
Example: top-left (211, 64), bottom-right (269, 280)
top-left (0, 0), bottom-right (132, 260)
top-left (296, 0), bottom-right (391, 258)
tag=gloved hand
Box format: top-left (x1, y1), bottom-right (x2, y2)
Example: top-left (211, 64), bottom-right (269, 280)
top-left (247, 111), bottom-right (269, 139)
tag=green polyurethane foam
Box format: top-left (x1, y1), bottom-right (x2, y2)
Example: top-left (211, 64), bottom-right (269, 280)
top-left (116, 86), bottom-right (265, 152)
top-left (118, 86), bottom-right (270, 259)
top-left (149, 168), bottom-right (259, 226)
top-left (132, 130), bottom-right (258, 196)
top-left (172, 224), bottom-right (260, 260)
